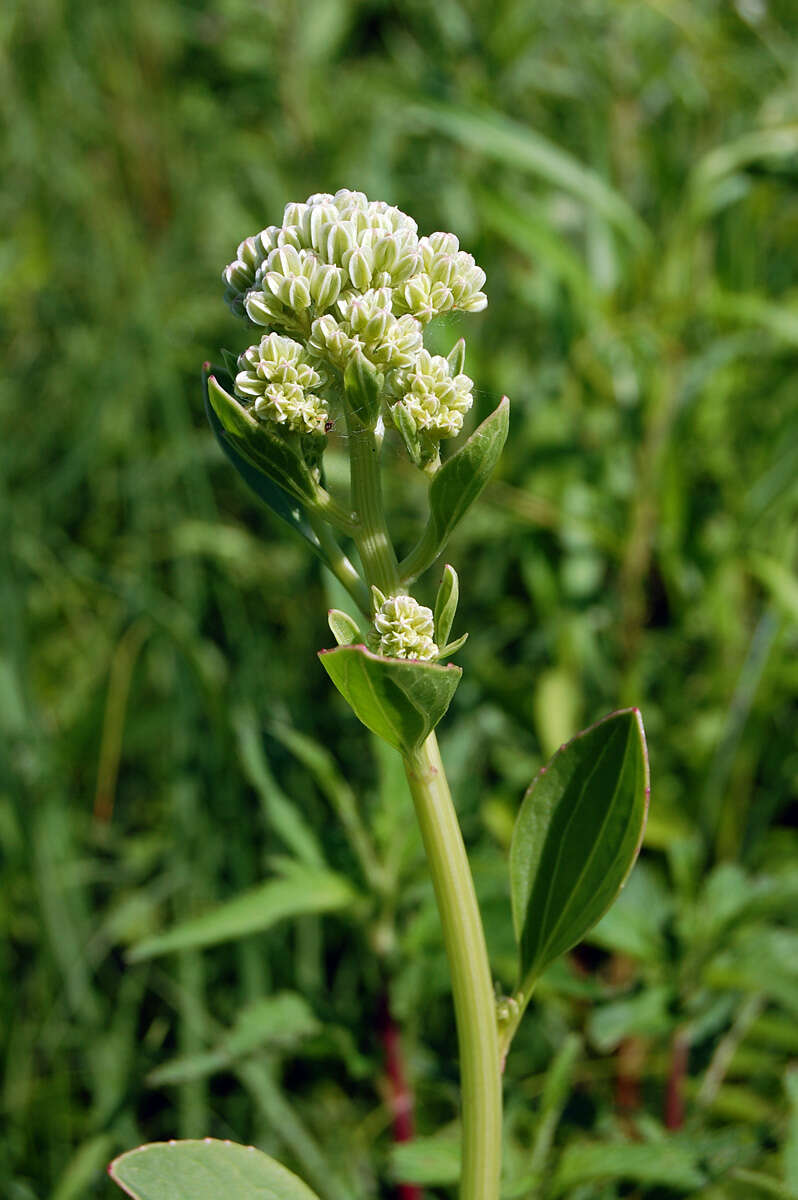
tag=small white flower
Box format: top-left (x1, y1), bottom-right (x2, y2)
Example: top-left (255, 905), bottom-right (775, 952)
top-left (368, 592), bottom-right (439, 661)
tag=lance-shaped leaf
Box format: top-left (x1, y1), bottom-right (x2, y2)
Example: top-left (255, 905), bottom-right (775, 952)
top-left (510, 709), bottom-right (649, 990)
top-left (400, 396), bottom-right (509, 582)
top-left (127, 867), bottom-right (356, 961)
top-left (109, 1139), bottom-right (321, 1200)
top-left (319, 644), bottom-right (462, 754)
top-left (327, 609), bottom-right (363, 646)
top-left (392, 401), bottom-right (422, 466)
top-left (205, 372), bottom-right (344, 573)
top-left (207, 374), bottom-right (320, 508)
top-left (434, 564), bottom-right (460, 647)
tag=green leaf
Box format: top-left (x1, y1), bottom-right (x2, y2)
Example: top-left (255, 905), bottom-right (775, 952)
top-left (551, 1139), bottom-right (706, 1195)
top-left (206, 374), bottom-right (320, 507)
top-left (401, 397), bottom-right (509, 582)
top-left (109, 1139), bottom-right (321, 1200)
top-left (404, 101), bottom-right (650, 249)
top-left (392, 401), bottom-right (422, 465)
top-left (232, 705), bottom-right (326, 869)
top-left (204, 370), bottom-right (334, 569)
top-left (785, 1067), bottom-right (798, 1191)
top-left (52, 1135), bottom-right (115, 1200)
top-left (438, 632), bottom-right (468, 659)
top-left (528, 1034), bottom-right (582, 1181)
top-left (318, 643), bottom-right (462, 754)
top-left (446, 337), bottom-right (466, 376)
top-left (127, 867), bottom-right (356, 961)
top-left (427, 396), bottom-right (509, 544)
top-left (434, 564), bottom-right (459, 647)
top-left (729, 1168), bottom-right (798, 1199)
top-left (688, 125), bottom-right (798, 223)
top-left (343, 352), bottom-right (381, 428)
top-left (148, 993), bottom-right (321, 1086)
top-left (587, 985), bottom-right (675, 1053)
top-left (389, 1132), bottom-right (461, 1187)
top-left (327, 608), bottom-right (362, 646)
top-left (510, 709), bottom-right (649, 989)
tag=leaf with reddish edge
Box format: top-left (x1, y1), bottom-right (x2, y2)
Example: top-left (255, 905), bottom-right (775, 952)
top-left (318, 643), bottom-right (462, 754)
top-left (510, 709), bottom-right (650, 990)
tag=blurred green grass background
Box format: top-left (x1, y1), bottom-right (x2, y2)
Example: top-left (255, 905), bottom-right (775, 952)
top-left (2, 1), bottom-right (797, 1197)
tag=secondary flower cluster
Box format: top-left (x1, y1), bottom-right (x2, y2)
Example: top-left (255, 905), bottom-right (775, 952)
top-left (392, 349), bottom-right (474, 441)
top-left (367, 591), bottom-right (439, 662)
top-left (234, 333), bottom-right (328, 434)
top-left (223, 190), bottom-right (487, 458)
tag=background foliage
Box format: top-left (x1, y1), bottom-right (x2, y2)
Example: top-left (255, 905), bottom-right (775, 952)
top-left (2, 1), bottom-right (797, 1197)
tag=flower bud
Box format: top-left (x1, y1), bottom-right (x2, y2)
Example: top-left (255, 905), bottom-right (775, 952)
top-left (245, 290), bottom-right (285, 326)
top-left (222, 228), bottom-right (281, 315)
top-left (429, 281), bottom-right (454, 313)
top-left (308, 204), bottom-right (339, 253)
top-left (270, 244), bottom-right (303, 276)
top-left (429, 255), bottom-right (457, 288)
top-left (282, 201), bottom-right (309, 230)
top-left (345, 245), bottom-right (374, 290)
top-left (309, 262), bottom-right (343, 310)
top-left (398, 275), bottom-right (436, 324)
top-left (276, 225), bottom-right (303, 249)
top-left (326, 220), bottom-right (357, 265)
top-left (286, 276), bottom-right (312, 311)
top-left (309, 315), bottom-right (359, 369)
top-left (420, 232), bottom-right (459, 268)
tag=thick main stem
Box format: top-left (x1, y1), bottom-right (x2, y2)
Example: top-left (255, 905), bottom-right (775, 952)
top-left (349, 398), bottom-right (501, 1199)
top-left (404, 733), bottom-right (502, 1200)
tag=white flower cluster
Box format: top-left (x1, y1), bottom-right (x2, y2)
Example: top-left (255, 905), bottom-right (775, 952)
top-left (392, 349), bottom-right (474, 440)
top-left (223, 190), bottom-right (486, 448)
top-left (234, 333), bottom-right (328, 434)
top-left (367, 591), bottom-right (439, 661)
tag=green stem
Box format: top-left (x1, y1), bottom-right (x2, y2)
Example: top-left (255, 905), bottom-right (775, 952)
top-left (404, 733), bottom-right (502, 1200)
top-left (346, 414), bottom-right (400, 595)
top-left (308, 514), bottom-right (370, 616)
top-left (313, 487), bottom-right (358, 536)
top-left (398, 518), bottom-right (443, 587)
top-left (346, 391), bottom-right (501, 1197)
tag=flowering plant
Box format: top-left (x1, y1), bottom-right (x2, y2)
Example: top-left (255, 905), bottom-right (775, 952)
top-left (109, 192), bottom-right (649, 1200)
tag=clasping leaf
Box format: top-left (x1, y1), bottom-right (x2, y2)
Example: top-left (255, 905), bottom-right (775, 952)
top-left (343, 351), bottom-right (381, 429)
top-left (510, 709), bottom-right (649, 991)
top-left (109, 1139), bottom-right (321, 1200)
top-left (207, 374), bottom-right (321, 508)
top-left (319, 643), bottom-right (462, 754)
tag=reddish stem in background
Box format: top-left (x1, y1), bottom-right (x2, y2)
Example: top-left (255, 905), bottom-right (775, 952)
top-left (615, 1036), bottom-right (645, 1115)
top-left (380, 991), bottom-right (422, 1200)
top-left (665, 1031), bottom-right (689, 1130)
